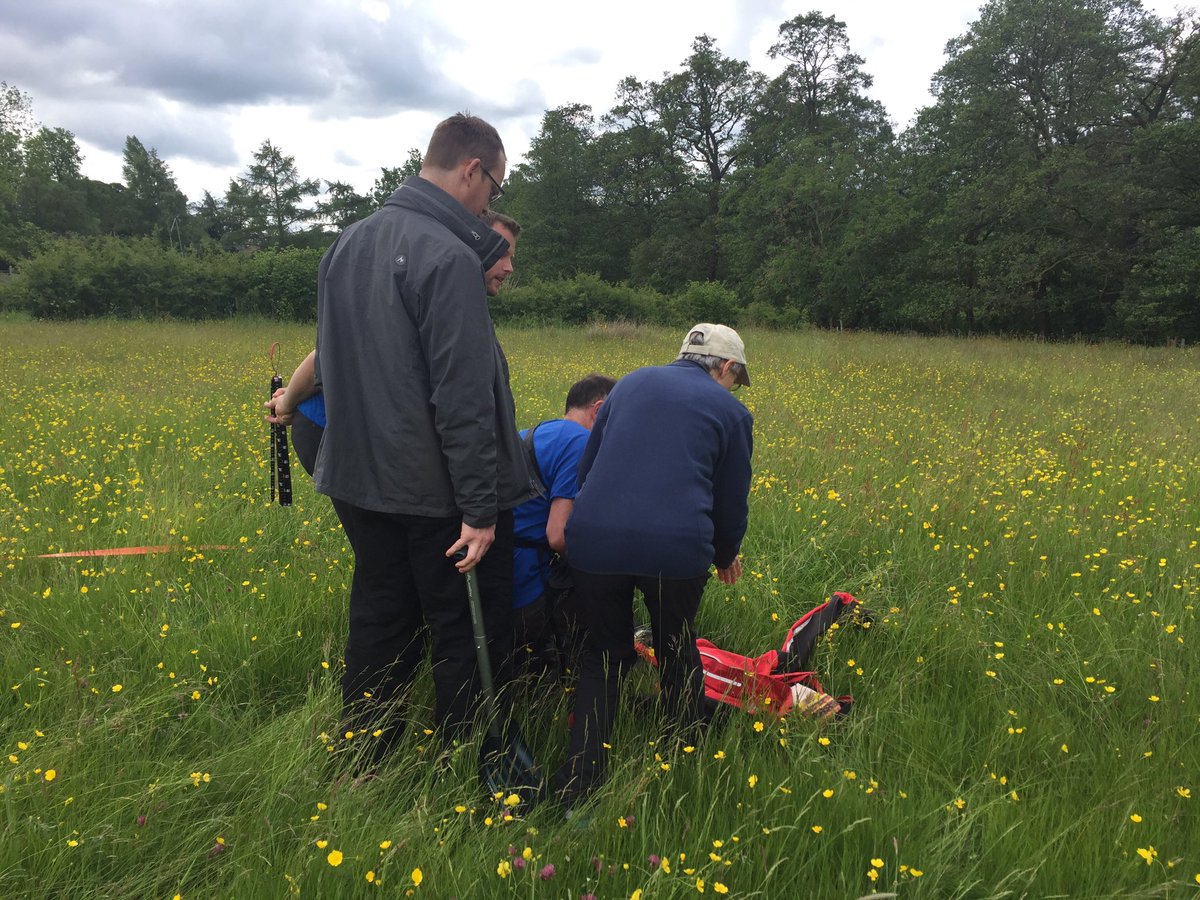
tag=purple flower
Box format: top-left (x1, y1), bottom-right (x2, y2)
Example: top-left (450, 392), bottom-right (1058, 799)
top-left (648, 854), bottom-right (662, 869)
top-left (539, 864), bottom-right (556, 881)
top-left (136, 814), bottom-right (147, 827)
top-left (513, 857), bottom-right (527, 870)
top-left (591, 856), bottom-right (602, 872)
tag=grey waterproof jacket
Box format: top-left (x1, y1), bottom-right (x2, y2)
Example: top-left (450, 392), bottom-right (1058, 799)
top-left (313, 176), bottom-right (539, 526)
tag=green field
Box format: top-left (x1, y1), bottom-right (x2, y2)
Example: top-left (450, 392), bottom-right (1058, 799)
top-left (1, 318), bottom-right (1197, 898)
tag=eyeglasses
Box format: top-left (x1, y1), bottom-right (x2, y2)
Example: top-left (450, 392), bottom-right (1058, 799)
top-left (481, 166), bottom-right (505, 202)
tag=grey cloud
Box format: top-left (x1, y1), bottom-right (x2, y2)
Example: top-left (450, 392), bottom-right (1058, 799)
top-left (3, 0), bottom-right (503, 155)
top-left (29, 92), bottom-right (240, 169)
top-left (3, 1), bottom-right (459, 106)
top-left (471, 79), bottom-right (549, 120)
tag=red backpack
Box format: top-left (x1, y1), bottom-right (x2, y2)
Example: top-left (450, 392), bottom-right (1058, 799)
top-left (635, 592), bottom-right (866, 720)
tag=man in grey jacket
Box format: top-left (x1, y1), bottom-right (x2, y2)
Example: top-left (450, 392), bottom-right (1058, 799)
top-left (314, 114), bottom-right (538, 763)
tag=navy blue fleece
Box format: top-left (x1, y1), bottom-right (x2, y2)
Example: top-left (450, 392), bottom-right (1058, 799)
top-left (565, 360), bottom-right (753, 578)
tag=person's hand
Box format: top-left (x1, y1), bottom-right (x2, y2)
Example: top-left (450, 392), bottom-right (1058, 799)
top-left (447, 523), bottom-right (495, 572)
top-left (264, 387), bottom-right (295, 426)
top-left (716, 556), bottom-right (742, 585)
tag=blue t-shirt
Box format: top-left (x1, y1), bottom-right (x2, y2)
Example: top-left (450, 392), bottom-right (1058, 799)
top-left (512, 418), bottom-right (590, 608)
top-left (297, 392), bottom-right (326, 428)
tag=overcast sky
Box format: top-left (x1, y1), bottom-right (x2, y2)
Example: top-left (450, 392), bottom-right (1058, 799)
top-left (2, 0), bottom-right (1189, 202)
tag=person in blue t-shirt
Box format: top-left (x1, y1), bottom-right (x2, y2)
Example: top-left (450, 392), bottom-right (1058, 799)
top-left (271, 349), bottom-right (325, 476)
top-left (513, 373), bottom-right (616, 675)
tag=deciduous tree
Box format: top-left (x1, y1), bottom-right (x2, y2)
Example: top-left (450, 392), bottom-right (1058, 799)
top-left (654, 35), bottom-right (764, 279)
top-left (503, 105), bottom-right (624, 281)
top-left (315, 180), bottom-right (372, 231)
top-left (19, 126), bottom-right (93, 235)
top-left (121, 135), bottom-right (187, 241)
top-left (371, 149), bottom-right (422, 206)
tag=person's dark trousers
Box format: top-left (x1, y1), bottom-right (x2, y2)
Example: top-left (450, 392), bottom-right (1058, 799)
top-left (512, 593), bottom-right (551, 676)
top-left (291, 412), bottom-right (323, 478)
top-left (331, 499), bottom-right (514, 765)
top-left (513, 594), bottom-right (547, 659)
top-left (552, 569), bottom-right (708, 800)
top-left (511, 588), bottom-right (585, 685)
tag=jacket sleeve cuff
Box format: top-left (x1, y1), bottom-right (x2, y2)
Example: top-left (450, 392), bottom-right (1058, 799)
top-left (462, 511), bottom-right (498, 529)
top-left (713, 542), bottom-right (740, 570)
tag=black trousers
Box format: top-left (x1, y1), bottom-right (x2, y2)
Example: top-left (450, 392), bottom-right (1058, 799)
top-left (552, 569), bottom-right (709, 798)
top-left (331, 499), bottom-right (514, 760)
top-left (511, 585), bottom-right (584, 680)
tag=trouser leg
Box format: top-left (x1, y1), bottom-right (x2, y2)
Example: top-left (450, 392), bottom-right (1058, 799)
top-left (333, 501), bottom-right (515, 758)
top-left (512, 593), bottom-right (551, 680)
top-left (472, 510), bottom-right (515, 697)
top-left (552, 587), bottom-right (586, 676)
top-left (405, 510), bottom-right (514, 744)
top-left (332, 498), bottom-right (425, 761)
top-left (637, 573), bottom-right (709, 737)
top-left (553, 570), bottom-right (637, 798)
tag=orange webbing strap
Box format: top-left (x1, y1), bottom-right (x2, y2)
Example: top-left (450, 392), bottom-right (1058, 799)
top-left (35, 545), bottom-right (232, 558)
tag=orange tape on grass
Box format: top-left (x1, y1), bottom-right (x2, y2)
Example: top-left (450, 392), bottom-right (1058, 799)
top-left (35, 545), bottom-right (232, 559)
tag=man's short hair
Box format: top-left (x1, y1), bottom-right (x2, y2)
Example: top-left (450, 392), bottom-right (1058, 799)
top-left (679, 352), bottom-right (747, 384)
top-left (565, 373), bottom-right (617, 413)
top-left (480, 209), bottom-right (521, 238)
top-left (425, 113), bottom-right (505, 171)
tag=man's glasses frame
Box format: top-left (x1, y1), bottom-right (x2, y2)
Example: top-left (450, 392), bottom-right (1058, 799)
top-left (481, 166), bottom-right (505, 202)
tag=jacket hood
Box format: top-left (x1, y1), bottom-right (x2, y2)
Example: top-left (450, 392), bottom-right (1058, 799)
top-left (386, 176), bottom-right (510, 272)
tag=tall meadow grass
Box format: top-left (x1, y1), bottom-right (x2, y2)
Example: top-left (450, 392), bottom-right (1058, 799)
top-left (1, 318), bottom-right (1197, 898)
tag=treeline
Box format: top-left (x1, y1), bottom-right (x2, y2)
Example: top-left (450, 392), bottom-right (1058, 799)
top-left (0, 108), bottom-right (413, 262)
top-left (0, 234), bottom-right (744, 326)
top-left (2, 0), bottom-right (1197, 341)
top-left (1, 237), bottom-right (323, 320)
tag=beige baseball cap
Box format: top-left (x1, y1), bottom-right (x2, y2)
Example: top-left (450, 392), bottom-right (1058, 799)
top-left (678, 323), bottom-right (750, 386)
